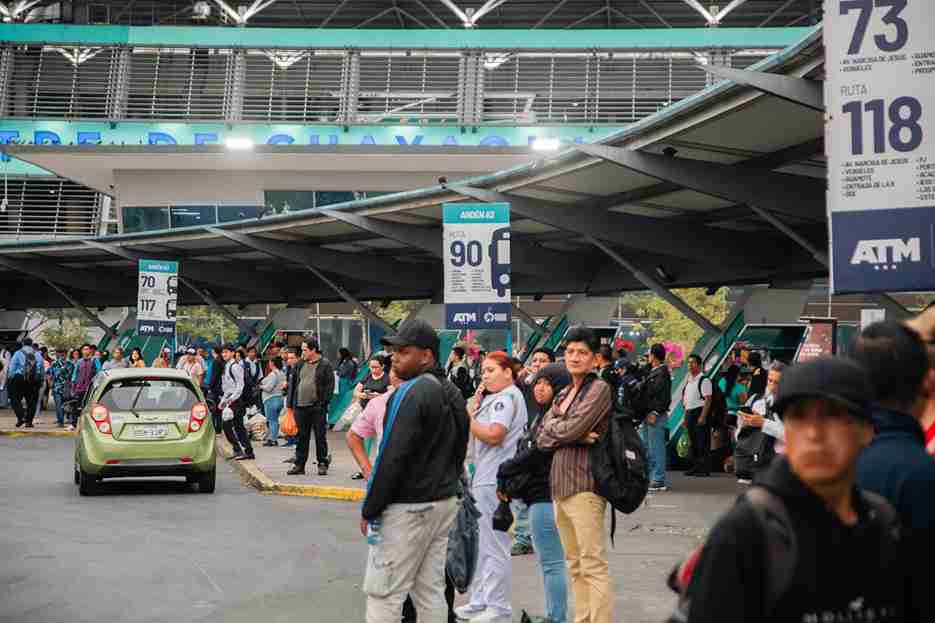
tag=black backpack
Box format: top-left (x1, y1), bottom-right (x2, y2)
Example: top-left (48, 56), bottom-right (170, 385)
top-left (588, 378), bottom-right (650, 543)
top-left (23, 351), bottom-right (39, 384)
top-left (699, 375), bottom-right (730, 428)
top-left (666, 487), bottom-right (900, 622)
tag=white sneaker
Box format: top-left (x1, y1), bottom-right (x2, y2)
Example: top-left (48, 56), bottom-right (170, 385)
top-left (737, 479), bottom-right (752, 485)
top-left (454, 605), bottom-right (486, 620)
top-left (470, 611), bottom-right (511, 623)
top-left (66, 425), bottom-right (75, 431)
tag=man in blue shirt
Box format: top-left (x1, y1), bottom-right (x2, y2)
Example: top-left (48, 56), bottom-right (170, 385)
top-left (8, 338), bottom-right (44, 428)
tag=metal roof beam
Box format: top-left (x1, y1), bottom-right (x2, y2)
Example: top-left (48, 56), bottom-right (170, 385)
top-left (680, 0), bottom-right (716, 24)
top-left (450, 185), bottom-right (774, 265)
top-left (698, 64), bottom-right (824, 111)
top-left (179, 276), bottom-right (257, 337)
top-left (0, 254), bottom-right (130, 294)
top-left (576, 144), bottom-right (825, 221)
top-left (637, 0), bottom-right (670, 27)
top-left (713, 0), bottom-right (750, 24)
top-left (42, 280), bottom-right (118, 339)
top-left (319, 0), bottom-right (351, 27)
top-left (208, 228), bottom-right (395, 334)
top-left (436, 0), bottom-right (471, 27)
top-left (204, 228), bottom-right (433, 292)
top-left (534, 0), bottom-right (570, 28)
top-left (759, 0), bottom-right (797, 27)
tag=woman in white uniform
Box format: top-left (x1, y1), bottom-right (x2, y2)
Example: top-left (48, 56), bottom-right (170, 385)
top-left (456, 351), bottom-right (527, 623)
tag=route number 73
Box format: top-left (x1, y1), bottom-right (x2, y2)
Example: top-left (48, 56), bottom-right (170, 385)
top-left (840, 0), bottom-right (908, 55)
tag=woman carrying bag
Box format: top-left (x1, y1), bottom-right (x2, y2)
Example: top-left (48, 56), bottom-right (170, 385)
top-left (497, 363), bottom-right (572, 623)
top-left (260, 356), bottom-right (286, 446)
top-left (456, 352), bottom-right (527, 623)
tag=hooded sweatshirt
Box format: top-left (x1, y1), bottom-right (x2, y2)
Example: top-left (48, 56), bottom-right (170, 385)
top-left (685, 458), bottom-right (916, 623)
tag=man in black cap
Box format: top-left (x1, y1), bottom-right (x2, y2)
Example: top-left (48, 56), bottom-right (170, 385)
top-left (680, 357), bottom-right (917, 623)
top-left (361, 320), bottom-right (469, 623)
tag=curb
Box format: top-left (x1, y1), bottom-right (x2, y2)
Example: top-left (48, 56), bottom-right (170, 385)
top-left (218, 438), bottom-right (365, 502)
top-left (0, 429), bottom-right (76, 438)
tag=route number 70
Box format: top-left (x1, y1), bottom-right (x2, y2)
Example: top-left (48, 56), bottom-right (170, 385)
top-left (840, 0), bottom-right (908, 55)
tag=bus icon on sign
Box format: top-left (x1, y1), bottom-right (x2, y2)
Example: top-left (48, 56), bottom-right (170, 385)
top-left (489, 227), bottom-right (511, 297)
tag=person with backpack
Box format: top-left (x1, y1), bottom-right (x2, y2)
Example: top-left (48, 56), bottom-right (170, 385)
top-left (219, 343), bottom-right (254, 461)
top-left (361, 321), bottom-right (469, 623)
top-left (640, 343), bottom-right (672, 492)
top-left (735, 361), bottom-right (787, 484)
top-left (497, 362), bottom-right (571, 623)
top-left (536, 326), bottom-right (615, 623)
top-left (674, 357), bottom-right (918, 623)
top-left (682, 354), bottom-right (714, 477)
top-left (446, 346), bottom-right (474, 401)
top-left (8, 338), bottom-right (44, 428)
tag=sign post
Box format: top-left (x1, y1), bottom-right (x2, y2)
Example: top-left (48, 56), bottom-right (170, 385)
top-left (137, 259), bottom-right (179, 351)
top-left (826, 0), bottom-right (935, 293)
top-left (443, 203), bottom-right (511, 335)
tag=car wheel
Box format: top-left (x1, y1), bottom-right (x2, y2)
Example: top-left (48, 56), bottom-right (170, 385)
top-left (78, 469), bottom-right (99, 496)
top-left (197, 469), bottom-right (216, 494)
top-left (185, 475), bottom-right (198, 485)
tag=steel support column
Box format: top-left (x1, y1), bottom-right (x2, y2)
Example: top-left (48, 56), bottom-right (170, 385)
top-left (698, 64), bottom-right (824, 111)
top-left (339, 50), bottom-right (360, 124)
top-left (179, 276), bottom-right (257, 337)
top-left (43, 280), bottom-right (117, 339)
top-left (107, 47), bottom-right (130, 121)
top-left (457, 52), bottom-right (484, 125)
top-left (0, 46), bottom-right (14, 117)
top-left (587, 236), bottom-right (720, 335)
top-left (224, 50), bottom-right (246, 122)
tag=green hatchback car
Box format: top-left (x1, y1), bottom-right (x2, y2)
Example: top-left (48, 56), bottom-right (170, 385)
top-left (73, 368), bottom-right (216, 495)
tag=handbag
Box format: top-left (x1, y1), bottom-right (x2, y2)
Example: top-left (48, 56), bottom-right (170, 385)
top-left (492, 500), bottom-right (514, 532)
top-left (279, 407), bottom-right (298, 436)
top-left (446, 483), bottom-right (482, 593)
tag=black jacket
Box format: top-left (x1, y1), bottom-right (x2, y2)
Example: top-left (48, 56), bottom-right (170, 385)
top-left (857, 407), bottom-right (935, 586)
top-left (643, 363), bottom-right (671, 416)
top-left (362, 368), bottom-right (469, 521)
top-left (497, 411), bottom-right (553, 505)
top-left (285, 357), bottom-right (335, 409)
top-left (685, 458), bottom-right (916, 623)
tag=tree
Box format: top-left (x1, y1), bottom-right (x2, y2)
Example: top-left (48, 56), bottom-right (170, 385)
top-left (364, 300), bottom-right (428, 326)
top-left (621, 288), bottom-right (730, 354)
top-left (176, 306), bottom-right (239, 343)
top-left (42, 319), bottom-right (90, 352)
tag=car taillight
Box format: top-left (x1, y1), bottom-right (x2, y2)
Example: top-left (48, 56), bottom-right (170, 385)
top-left (189, 403), bottom-right (208, 433)
top-left (91, 404), bottom-right (112, 436)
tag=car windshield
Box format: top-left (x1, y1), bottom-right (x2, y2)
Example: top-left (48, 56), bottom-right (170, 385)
top-left (99, 378), bottom-right (198, 412)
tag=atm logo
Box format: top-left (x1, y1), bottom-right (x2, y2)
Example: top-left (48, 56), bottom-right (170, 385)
top-left (452, 313), bottom-right (477, 323)
top-left (850, 238), bottom-right (921, 271)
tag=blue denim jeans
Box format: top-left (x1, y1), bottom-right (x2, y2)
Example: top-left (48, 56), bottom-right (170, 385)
top-left (512, 500), bottom-right (532, 548)
top-left (530, 502), bottom-right (568, 623)
top-left (640, 419), bottom-right (668, 486)
top-left (53, 390), bottom-right (66, 425)
top-left (264, 396), bottom-right (284, 441)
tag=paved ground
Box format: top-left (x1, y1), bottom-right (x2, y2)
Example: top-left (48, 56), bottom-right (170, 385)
top-left (0, 435), bottom-right (741, 623)
top-left (0, 408), bottom-right (71, 433)
top-left (250, 431), bottom-right (367, 490)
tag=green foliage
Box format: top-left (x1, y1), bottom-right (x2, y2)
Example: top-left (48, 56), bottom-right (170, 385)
top-left (176, 306), bottom-right (239, 343)
top-left (621, 288), bottom-right (730, 353)
top-left (367, 300), bottom-right (428, 326)
top-left (41, 319), bottom-right (90, 352)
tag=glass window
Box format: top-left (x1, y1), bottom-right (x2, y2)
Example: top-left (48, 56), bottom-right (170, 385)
top-left (316, 191), bottom-right (357, 208)
top-left (170, 205), bottom-right (216, 228)
top-left (99, 378), bottom-right (198, 412)
top-left (122, 206), bottom-right (169, 233)
top-left (217, 205), bottom-right (264, 222)
top-left (264, 191), bottom-right (315, 215)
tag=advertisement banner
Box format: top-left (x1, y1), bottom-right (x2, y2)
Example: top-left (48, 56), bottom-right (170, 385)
top-left (443, 203), bottom-right (511, 330)
top-left (826, 0), bottom-right (935, 293)
top-left (137, 259), bottom-right (179, 338)
top-left (795, 317), bottom-right (838, 362)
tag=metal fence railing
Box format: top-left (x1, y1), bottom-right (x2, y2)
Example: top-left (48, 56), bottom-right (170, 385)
top-left (1, 44), bottom-right (771, 125)
top-left (0, 177), bottom-right (102, 239)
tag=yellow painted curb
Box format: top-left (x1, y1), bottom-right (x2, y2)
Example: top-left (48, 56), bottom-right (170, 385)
top-left (0, 430), bottom-right (75, 438)
top-left (219, 438), bottom-right (364, 502)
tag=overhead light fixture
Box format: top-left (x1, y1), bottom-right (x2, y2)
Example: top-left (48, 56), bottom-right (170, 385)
top-left (224, 137), bottom-right (254, 151)
top-left (531, 137), bottom-right (560, 152)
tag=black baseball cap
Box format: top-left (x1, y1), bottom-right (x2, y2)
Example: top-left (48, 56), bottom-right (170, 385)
top-left (773, 357), bottom-right (872, 420)
top-left (380, 320), bottom-right (440, 358)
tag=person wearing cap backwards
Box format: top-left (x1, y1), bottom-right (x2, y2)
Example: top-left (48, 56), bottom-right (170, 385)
top-left (361, 320), bottom-right (469, 623)
top-left (681, 357), bottom-right (918, 623)
top-left (219, 343), bottom-right (254, 461)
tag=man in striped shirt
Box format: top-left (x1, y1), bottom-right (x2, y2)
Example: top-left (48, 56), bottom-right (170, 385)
top-left (537, 326), bottom-right (614, 623)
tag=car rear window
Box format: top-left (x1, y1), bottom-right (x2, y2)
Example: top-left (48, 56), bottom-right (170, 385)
top-left (99, 378), bottom-right (198, 412)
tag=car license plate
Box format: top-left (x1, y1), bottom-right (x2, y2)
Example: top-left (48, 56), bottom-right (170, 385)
top-left (133, 424), bottom-right (168, 439)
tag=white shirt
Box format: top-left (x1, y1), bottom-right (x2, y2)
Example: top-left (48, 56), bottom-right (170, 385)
top-left (683, 372), bottom-right (713, 411)
top-left (472, 384), bottom-right (527, 487)
top-left (750, 395), bottom-right (786, 451)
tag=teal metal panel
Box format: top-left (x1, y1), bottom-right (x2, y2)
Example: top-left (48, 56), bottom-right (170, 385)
top-left (0, 25), bottom-right (814, 50)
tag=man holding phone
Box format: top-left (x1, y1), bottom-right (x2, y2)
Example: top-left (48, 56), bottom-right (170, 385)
top-left (735, 361), bottom-right (786, 483)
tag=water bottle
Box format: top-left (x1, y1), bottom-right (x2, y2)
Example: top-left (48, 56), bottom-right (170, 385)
top-left (367, 519), bottom-right (382, 546)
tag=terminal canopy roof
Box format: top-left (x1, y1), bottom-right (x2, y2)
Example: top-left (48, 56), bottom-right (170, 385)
top-left (0, 28), bottom-right (828, 311)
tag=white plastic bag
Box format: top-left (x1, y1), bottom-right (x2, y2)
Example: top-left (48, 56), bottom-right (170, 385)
top-left (222, 406), bottom-right (234, 422)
